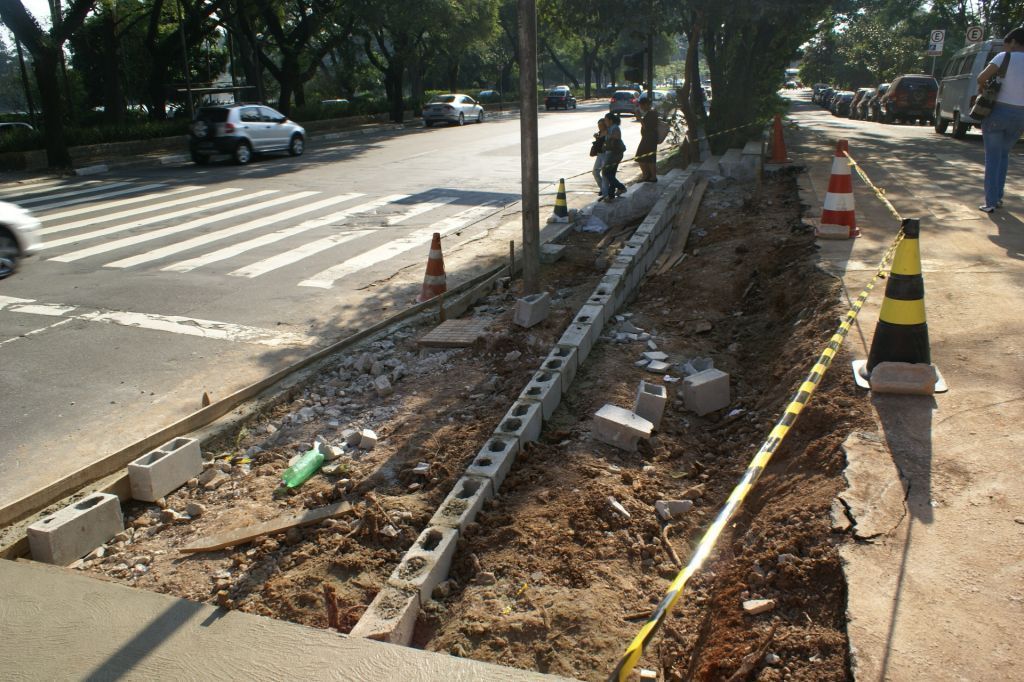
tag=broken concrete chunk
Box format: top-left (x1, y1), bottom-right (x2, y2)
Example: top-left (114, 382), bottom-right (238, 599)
top-left (646, 360), bottom-right (671, 373)
top-left (655, 499), bottom-right (694, 521)
top-left (374, 375), bottom-right (394, 397)
top-left (354, 353), bottom-right (375, 374)
top-left (868, 361), bottom-right (938, 395)
top-left (608, 496), bottom-right (631, 519)
top-left (185, 502), bottom-right (206, 518)
top-left (643, 351), bottom-right (668, 362)
top-left (593, 404), bottom-right (653, 452)
top-left (341, 429), bottom-right (361, 446)
top-left (742, 598), bottom-right (776, 615)
top-left (359, 429), bottom-right (378, 450)
top-left (412, 462), bottom-right (431, 476)
top-left (682, 357), bottom-right (714, 376)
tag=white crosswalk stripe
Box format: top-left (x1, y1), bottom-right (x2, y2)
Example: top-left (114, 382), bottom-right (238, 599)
top-left (39, 188), bottom-right (256, 249)
top-left (105, 194), bottom-right (361, 268)
top-left (39, 185), bottom-right (200, 225)
top-left (13, 181), bottom-right (131, 206)
top-left (386, 196), bottom-right (458, 225)
top-left (49, 191), bottom-right (300, 263)
top-left (23, 183), bottom-right (166, 211)
top-left (0, 179), bottom-right (93, 200)
top-left (298, 201), bottom-right (500, 289)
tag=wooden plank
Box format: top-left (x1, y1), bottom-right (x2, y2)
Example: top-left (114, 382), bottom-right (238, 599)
top-left (179, 501), bottom-right (352, 554)
top-left (654, 177), bottom-right (708, 276)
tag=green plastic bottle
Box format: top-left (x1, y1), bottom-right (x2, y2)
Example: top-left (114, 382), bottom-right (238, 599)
top-left (281, 443), bottom-right (324, 488)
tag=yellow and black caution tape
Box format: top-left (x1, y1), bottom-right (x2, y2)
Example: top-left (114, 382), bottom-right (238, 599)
top-left (609, 148), bottom-right (905, 682)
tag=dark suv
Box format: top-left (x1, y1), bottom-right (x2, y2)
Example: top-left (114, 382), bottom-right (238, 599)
top-left (544, 86), bottom-right (577, 110)
top-left (189, 104), bottom-right (305, 165)
top-left (880, 75), bottom-right (938, 125)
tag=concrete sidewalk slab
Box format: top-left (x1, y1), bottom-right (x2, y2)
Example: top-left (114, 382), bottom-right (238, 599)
top-left (790, 101), bottom-right (1024, 682)
top-left (0, 558), bottom-right (570, 681)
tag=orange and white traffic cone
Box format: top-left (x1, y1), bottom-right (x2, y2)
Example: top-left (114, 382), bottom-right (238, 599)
top-left (770, 113), bottom-right (789, 163)
top-left (816, 139), bottom-right (860, 239)
top-left (416, 232), bottom-right (447, 303)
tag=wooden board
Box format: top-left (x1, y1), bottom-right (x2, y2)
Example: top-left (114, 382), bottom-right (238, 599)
top-left (418, 318), bottom-right (492, 348)
top-left (654, 177), bottom-right (708, 276)
top-left (179, 501), bottom-right (351, 553)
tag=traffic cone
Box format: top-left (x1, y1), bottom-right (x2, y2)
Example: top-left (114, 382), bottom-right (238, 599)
top-left (416, 232), bottom-right (447, 303)
top-left (852, 218), bottom-right (946, 393)
top-left (816, 139), bottom-right (860, 239)
top-left (769, 113), bottom-right (789, 163)
top-left (548, 178), bottom-right (569, 223)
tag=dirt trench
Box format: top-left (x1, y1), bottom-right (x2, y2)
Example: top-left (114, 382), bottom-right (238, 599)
top-left (77, 170), bottom-right (867, 682)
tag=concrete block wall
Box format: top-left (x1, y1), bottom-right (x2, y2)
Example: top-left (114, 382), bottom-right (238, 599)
top-left (387, 526), bottom-right (460, 602)
top-left (495, 400), bottom-right (543, 446)
top-left (429, 475), bottom-right (494, 532)
top-left (519, 370), bottom-right (562, 420)
top-left (465, 436), bottom-right (519, 490)
top-left (543, 345), bottom-right (578, 388)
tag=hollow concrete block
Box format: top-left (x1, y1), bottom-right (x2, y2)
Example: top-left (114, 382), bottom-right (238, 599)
top-left (634, 380), bottom-right (668, 430)
top-left (513, 292), bottom-right (550, 328)
top-left (465, 436), bottom-right (519, 491)
top-left (592, 404), bottom-right (653, 452)
top-left (349, 586), bottom-right (421, 645)
top-left (128, 437), bottom-right (203, 502)
top-left (28, 493), bottom-right (124, 565)
top-left (519, 369), bottom-right (562, 420)
top-left (494, 400), bottom-right (543, 446)
top-left (387, 526), bottom-right (460, 602)
top-left (429, 474), bottom-right (494, 532)
top-left (558, 322), bottom-right (595, 364)
top-left (683, 368), bottom-right (731, 416)
top-left (543, 344), bottom-right (578, 388)
top-left (539, 243), bottom-right (566, 264)
top-left (574, 303), bottom-right (607, 336)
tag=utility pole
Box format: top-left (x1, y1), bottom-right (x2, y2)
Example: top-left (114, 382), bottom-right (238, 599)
top-left (646, 31), bottom-right (654, 97)
top-left (517, 0), bottom-right (540, 295)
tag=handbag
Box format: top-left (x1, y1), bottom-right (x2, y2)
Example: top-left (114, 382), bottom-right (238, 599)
top-left (970, 52), bottom-right (1011, 121)
top-left (590, 136), bottom-right (605, 157)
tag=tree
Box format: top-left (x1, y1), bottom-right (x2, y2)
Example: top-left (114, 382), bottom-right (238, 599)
top-left (0, 0), bottom-right (95, 167)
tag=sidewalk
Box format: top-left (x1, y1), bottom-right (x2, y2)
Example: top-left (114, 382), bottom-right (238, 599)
top-left (791, 120), bottom-right (1024, 680)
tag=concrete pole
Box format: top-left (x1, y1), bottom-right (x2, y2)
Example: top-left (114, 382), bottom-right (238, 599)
top-left (517, 0), bottom-right (541, 295)
top-left (646, 31), bottom-right (654, 97)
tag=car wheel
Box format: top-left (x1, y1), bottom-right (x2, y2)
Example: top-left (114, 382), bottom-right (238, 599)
top-left (934, 110), bottom-right (949, 134)
top-left (233, 140), bottom-right (253, 165)
top-left (572, 102), bottom-right (577, 109)
top-left (952, 111), bottom-right (969, 139)
top-left (288, 134), bottom-right (304, 156)
top-left (190, 150), bottom-right (209, 165)
top-left (425, 121), bottom-right (434, 128)
top-left (457, 112), bottom-right (465, 126)
top-left (0, 229), bottom-right (19, 279)
top-left (477, 110), bottom-right (484, 124)
top-left (884, 111), bottom-right (895, 124)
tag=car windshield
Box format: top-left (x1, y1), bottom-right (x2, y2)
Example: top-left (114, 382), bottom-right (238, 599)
top-left (430, 95), bottom-right (457, 103)
top-left (548, 89), bottom-right (568, 95)
top-left (614, 92), bottom-right (633, 100)
top-left (196, 107), bottom-right (229, 122)
top-left (901, 79), bottom-right (937, 92)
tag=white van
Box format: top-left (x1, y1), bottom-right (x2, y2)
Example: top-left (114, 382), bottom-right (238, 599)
top-left (934, 39), bottom-right (1003, 138)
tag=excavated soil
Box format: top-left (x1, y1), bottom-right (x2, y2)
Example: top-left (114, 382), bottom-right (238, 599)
top-left (78, 170), bottom-right (868, 681)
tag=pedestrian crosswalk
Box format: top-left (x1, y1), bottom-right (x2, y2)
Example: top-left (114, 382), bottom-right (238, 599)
top-left (5, 179), bottom-right (508, 289)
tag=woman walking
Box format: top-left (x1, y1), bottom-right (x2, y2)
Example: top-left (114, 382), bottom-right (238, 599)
top-left (978, 27), bottom-right (1024, 213)
top-left (636, 97), bottom-right (659, 182)
top-left (591, 118), bottom-right (608, 198)
top-left (601, 113), bottom-right (628, 201)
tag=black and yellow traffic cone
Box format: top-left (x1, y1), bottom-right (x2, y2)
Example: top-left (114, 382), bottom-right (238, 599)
top-left (548, 178), bottom-right (569, 223)
top-left (853, 218), bottom-right (946, 393)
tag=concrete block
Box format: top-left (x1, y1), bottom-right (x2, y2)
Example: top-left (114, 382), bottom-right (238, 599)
top-left (74, 163), bottom-right (108, 177)
top-left (558, 322), bottom-right (595, 364)
top-left (597, 275), bottom-right (624, 312)
top-left (634, 380), bottom-right (668, 429)
top-left (128, 437), bottom-right (203, 502)
top-left (696, 155), bottom-right (721, 177)
top-left (869, 362), bottom-right (938, 395)
top-left (359, 429), bottom-right (378, 450)
top-left (387, 525), bottom-right (460, 602)
top-left (619, 244), bottom-right (641, 260)
top-left (655, 499), bottom-right (693, 521)
top-left (539, 243), bottom-right (566, 264)
top-left (719, 148), bottom-right (744, 178)
top-left (683, 368), bottom-right (731, 416)
top-left (465, 436), bottom-right (519, 491)
top-left (513, 292), bottom-right (550, 328)
top-left (429, 474), bottom-right (494, 531)
top-left (574, 302), bottom-right (607, 336)
top-left (28, 493), bottom-right (124, 565)
top-left (592, 404), bottom-right (653, 452)
top-left (495, 399), bottom-right (543, 446)
top-left (543, 344), bottom-right (578, 388)
top-left (349, 586), bottom-right (421, 645)
top-left (519, 369), bottom-right (562, 420)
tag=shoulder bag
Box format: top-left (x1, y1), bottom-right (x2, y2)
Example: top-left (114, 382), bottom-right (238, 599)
top-left (970, 52), bottom-right (1011, 121)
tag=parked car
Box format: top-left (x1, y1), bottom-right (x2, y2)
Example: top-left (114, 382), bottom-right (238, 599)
top-left (638, 89), bottom-right (676, 116)
top-left (812, 83), bottom-right (830, 100)
top-left (854, 88), bottom-right (876, 119)
top-left (189, 104), bottom-right (304, 165)
top-left (477, 90), bottom-right (502, 102)
top-left (422, 93), bottom-right (485, 127)
top-left (0, 201), bottom-right (41, 279)
top-left (819, 87), bottom-right (836, 107)
top-left (848, 88), bottom-right (873, 119)
top-left (831, 91), bottom-right (856, 116)
top-left (609, 89), bottom-right (640, 116)
top-left (880, 74), bottom-right (938, 125)
top-left (544, 86), bottom-right (577, 110)
top-left (865, 84), bottom-right (889, 121)
top-left (934, 38), bottom-right (1003, 138)
top-left (0, 122), bottom-right (34, 138)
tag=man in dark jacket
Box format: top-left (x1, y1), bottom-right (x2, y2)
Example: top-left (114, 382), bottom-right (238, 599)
top-left (636, 97), bottom-right (658, 182)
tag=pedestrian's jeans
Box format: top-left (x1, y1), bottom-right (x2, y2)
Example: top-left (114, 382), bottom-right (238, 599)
top-left (982, 103), bottom-right (1024, 207)
top-left (602, 161), bottom-right (627, 196)
top-left (593, 152), bottom-right (608, 195)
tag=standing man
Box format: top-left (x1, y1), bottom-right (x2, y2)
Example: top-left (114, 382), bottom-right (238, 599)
top-left (636, 97), bottom-right (658, 182)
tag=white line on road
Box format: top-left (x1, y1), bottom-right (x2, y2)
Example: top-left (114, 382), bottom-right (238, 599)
top-left (386, 196), bottom-right (458, 225)
top-left (39, 185), bottom-right (199, 224)
top-left (0, 318), bottom-right (76, 347)
top-left (47, 190), bottom-right (288, 261)
top-left (6, 303), bottom-right (79, 316)
top-left (298, 201), bottom-right (500, 289)
top-left (0, 295), bottom-right (36, 310)
top-left (23, 183), bottom-right (166, 211)
top-left (105, 193), bottom-right (359, 268)
top-left (162, 194), bottom-right (376, 273)
top-left (0, 179), bottom-right (93, 200)
top-left (12, 181), bottom-right (131, 206)
top-left (39, 188), bottom-right (249, 245)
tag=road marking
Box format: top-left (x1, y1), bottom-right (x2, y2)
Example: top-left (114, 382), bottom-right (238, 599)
top-left (23, 183), bottom-right (166, 211)
top-left (47, 190), bottom-right (284, 259)
top-left (39, 188), bottom-right (249, 245)
top-left (12, 181), bottom-right (132, 206)
top-left (105, 193), bottom-right (358, 268)
top-left (387, 196), bottom-right (458, 225)
top-left (225, 194), bottom-right (409, 278)
top-left (39, 185), bottom-right (199, 224)
top-left (162, 194), bottom-right (379, 273)
top-left (298, 201), bottom-right (500, 289)
top-left (0, 179), bottom-right (89, 200)
top-left (0, 296), bottom-right (314, 347)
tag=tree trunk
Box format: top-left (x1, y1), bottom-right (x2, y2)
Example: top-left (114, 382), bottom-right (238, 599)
top-left (583, 45), bottom-right (594, 99)
top-left (101, 11), bottom-right (125, 125)
top-left (385, 62), bottom-right (404, 123)
top-left (33, 47), bottom-right (70, 167)
top-left (447, 56), bottom-right (459, 94)
top-left (409, 62), bottom-right (424, 113)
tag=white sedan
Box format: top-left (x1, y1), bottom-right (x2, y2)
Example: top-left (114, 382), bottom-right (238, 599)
top-left (0, 200), bottom-right (42, 278)
top-left (422, 94), bottom-right (484, 127)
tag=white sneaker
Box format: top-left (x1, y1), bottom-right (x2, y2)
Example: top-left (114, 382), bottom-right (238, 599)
top-left (979, 204), bottom-right (995, 213)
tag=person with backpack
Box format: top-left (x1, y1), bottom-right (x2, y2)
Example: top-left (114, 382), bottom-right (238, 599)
top-left (977, 27), bottom-right (1024, 213)
top-left (636, 97), bottom-right (659, 182)
top-left (601, 113), bottom-right (628, 202)
top-left (590, 118), bottom-right (608, 198)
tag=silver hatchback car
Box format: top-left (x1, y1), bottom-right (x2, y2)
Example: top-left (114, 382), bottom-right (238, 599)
top-left (422, 94), bottom-right (485, 127)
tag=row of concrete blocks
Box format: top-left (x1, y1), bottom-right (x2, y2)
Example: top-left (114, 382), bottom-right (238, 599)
top-left (27, 437), bottom-right (204, 565)
top-left (696, 140), bottom-right (765, 183)
top-left (349, 172), bottom-right (699, 644)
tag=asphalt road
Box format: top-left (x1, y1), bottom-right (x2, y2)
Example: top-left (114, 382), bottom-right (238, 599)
top-left (0, 101), bottom-right (643, 508)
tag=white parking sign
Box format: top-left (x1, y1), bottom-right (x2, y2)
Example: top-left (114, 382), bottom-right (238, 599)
top-left (927, 29), bottom-right (945, 56)
top-left (966, 26), bottom-right (984, 44)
